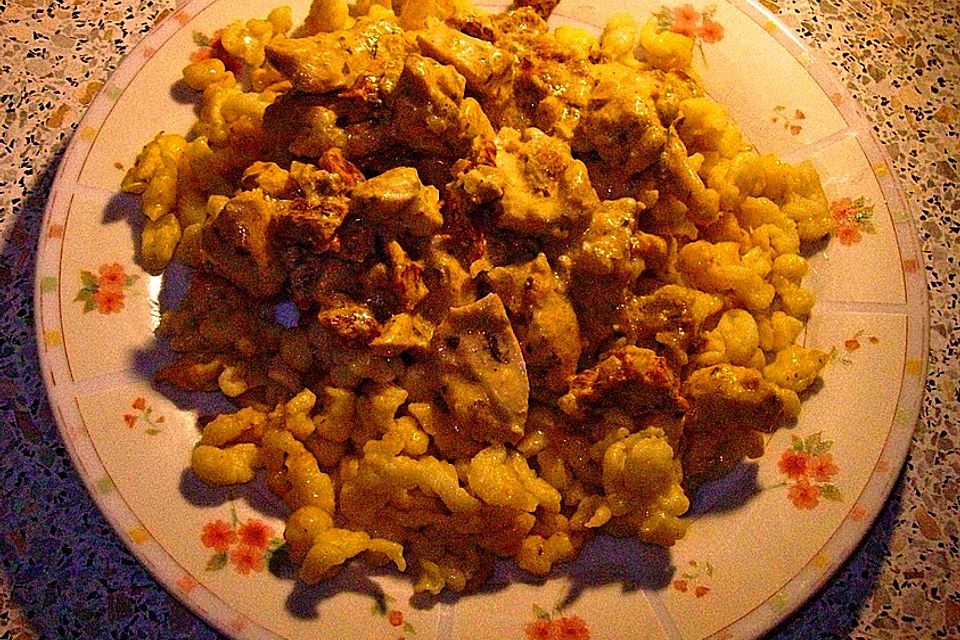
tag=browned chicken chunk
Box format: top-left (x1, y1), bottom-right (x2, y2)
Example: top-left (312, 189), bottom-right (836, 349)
top-left (558, 345), bottom-right (685, 421)
top-left (201, 190), bottom-right (287, 298)
top-left (577, 80), bottom-right (668, 176)
top-left (563, 198), bottom-right (668, 285)
top-left (618, 284), bottom-right (723, 362)
top-left (429, 293), bottom-right (530, 446)
top-left (265, 18), bottom-right (409, 95)
top-left (493, 127), bottom-right (599, 237)
top-left (369, 313), bottom-right (435, 356)
top-left (416, 22), bottom-right (511, 90)
top-left (483, 254), bottom-right (581, 397)
top-left (350, 166), bottom-right (443, 236)
top-left (680, 364), bottom-right (789, 490)
top-left (316, 303), bottom-right (381, 347)
top-left (387, 53), bottom-right (496, 160)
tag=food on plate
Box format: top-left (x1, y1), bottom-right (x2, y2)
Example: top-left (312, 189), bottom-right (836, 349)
top-left (122, 0), bottom-right (832, 593)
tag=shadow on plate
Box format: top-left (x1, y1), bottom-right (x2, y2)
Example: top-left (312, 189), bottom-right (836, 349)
top-left (277, 555), bottom-right (406, 621)
top-left (686, 460), bottom-right (762, 517)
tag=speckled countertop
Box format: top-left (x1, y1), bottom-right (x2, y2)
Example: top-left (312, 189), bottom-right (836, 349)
top-left (0, 1), bottom-right (957, 638)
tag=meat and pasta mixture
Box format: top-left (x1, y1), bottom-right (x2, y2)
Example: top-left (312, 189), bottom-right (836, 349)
top-left (122, 0), bottom-right (833, 593)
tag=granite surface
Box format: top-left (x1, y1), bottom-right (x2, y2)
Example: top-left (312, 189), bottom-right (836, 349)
top-left (0, 0), bottom-right (957, 638)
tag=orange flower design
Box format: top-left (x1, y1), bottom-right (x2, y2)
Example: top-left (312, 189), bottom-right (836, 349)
top-left (778, 449), bottom-right (809, 479)
top-left (672, 559), bottom-right (715, 598)
top-left (672, 4), bottom-right (700, 22)
top-left (75, 263), bottom-right (138, 314)
top-left (554, 616), bottom-right (590, 640)
top-left (771, 105), bottom-right (806, 136)
top-left (201, 520), bottom-right (237, 552)
top-left (836, 223), bottom-right (862, 245)
top-left (201, 507), bottom-right (284, 575)
top-left (524, 606), bottom-right (591, 640)
top-left (697, 18), bottom-right (724, 43)
top-left (98, 262), bottom-right (127, 288)
top-left (92, 287), bottom-right (125, 314)
top-left (849, 505), bottom-right (868, 521)
top-left (122, 396), bottom-right (164, 434)
top-left (777, 433), bottom-right (842, 509)
top-left (830, 196), bottom-right (877, 246)
top-left (809, 452), bottom-right (839, 482)
top-left (229, 544), bottom-right (265, 574)
top-left (176, 574), bottom-right (199, 594)
top-left (654, 5), bottom-right (725, 47)
top-left (834, 329), bottom-right (880, 364)
top-left (237, 519), bottom-right (274, 550)
top-left (525, 619), bottom-right (553, 640)
top-left (372, 594), bottom-right (417, 636)
top-left (787, 478), bottom-right (821, 510)
top-left (670, 5), bottom-right (700, 36)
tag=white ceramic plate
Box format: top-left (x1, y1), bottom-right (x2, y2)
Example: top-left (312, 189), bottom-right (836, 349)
top-left (36, 1), bottom-right (928, 638)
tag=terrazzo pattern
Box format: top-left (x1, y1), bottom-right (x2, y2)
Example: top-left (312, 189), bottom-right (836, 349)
top-left (0, 0), bottom-right (956, 639)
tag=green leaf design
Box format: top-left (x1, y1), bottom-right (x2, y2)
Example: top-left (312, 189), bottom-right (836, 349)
top-left (74, 290), bottom-right (97, 313)
top-left (124, 274), bottom-right (139, 287)
top-left (265, 538), bottom-right (285, 562)
top-left (891, 210), bottom-right (910, 223)
top-left (804, 432), bottom-right (833, 456)
top-left (533, 604), bottom-right (550, 620)
top-left (80, 270), bottom-right (98, 288)
top-left (812, 440), bottom-right (833, 456)
top-left (206, 552), bottom-right (227, 571)
top-left (820, 484), bottom-right (843, 501)
top-left (95, 476), bottom-right (116, 494)
top-left (40, 276), bottom-right (58, 293)
top-left (192, 31), bottom-right (210, 47)
top-left (403, 621), bottom-right (416, 634)
top-left (145, 428), bottom-right (162, 435)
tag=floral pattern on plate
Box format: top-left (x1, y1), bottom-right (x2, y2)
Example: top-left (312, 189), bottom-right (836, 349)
top-left (523, 604), bottom-right (590, 640)
top-left (74, 263), bottom-right (139, 314)
top-left (830, 329), bottom-right (880, 365)
top-left (653, 4), bottom-right (725, 44)
top-left (776, 433), bottom-right (842, 510)
top-left (770, 105), bottom-right (806, 136)
top-left (32, 0), bottom-right (929, 638)
top-left (200, 505), bottom-right (284, 575)
top-left (830, 196), bottom-right (878, 246)
top-left (672, 559), bottom-right (715, 598)
top-left (371, 594), bottom-right (417, 638)
top-left (122, 396), bottom-right (165, 434)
